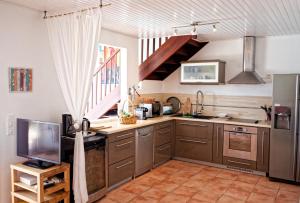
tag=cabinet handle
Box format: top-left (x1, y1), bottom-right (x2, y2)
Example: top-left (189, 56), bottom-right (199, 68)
top-left (116, 161), bottom-right (133, 169)
top-left (179, 123), bottom-right (208, 127)
top-left (158, 130), bottom-right (171, 135)
top-left (116, 132), bottom-right (132, 139)
top-left (116, 141), bottom-right (133, 147)
top-left (178, 138), bottom-right (207, 144)
top-left (160, 124), bottom-right (170, 128)
top-left (158, 145), bottom-right (171, 151)
top-left (261, 131), bottom-right (265, 165)
top-left (216, 127), bottom-right (220, 157)
top-left (227, 160), bottom-right (251, 166)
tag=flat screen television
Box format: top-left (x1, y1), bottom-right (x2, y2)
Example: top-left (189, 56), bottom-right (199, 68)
top-left (17, 118), bottom-right (61, 169)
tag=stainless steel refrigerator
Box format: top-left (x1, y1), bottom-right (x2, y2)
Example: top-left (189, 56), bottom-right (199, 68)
top-left (269, 74), bottom-right (300, 182)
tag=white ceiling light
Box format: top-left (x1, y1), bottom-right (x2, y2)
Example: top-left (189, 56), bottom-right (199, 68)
top-left (213, 24), bottom-right (217, 32)
top-left (191, 26), bottom-right (197, 35)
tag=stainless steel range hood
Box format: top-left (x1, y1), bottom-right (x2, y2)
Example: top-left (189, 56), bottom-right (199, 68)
top-left (228, 36), bottom-right (265, 84)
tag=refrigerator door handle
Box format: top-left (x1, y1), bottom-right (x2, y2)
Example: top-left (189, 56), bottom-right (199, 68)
top-left (295, 76), bottom-right (300, 181)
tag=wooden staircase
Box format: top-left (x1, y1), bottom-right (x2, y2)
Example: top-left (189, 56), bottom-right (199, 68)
top-left (85, 49), bottom-right (121, 120)
top-left (139, 35), bottom-right (208, 81)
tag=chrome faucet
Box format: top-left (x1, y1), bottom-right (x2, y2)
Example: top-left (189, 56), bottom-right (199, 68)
top-left (196, 90), bottom-right (204, 114)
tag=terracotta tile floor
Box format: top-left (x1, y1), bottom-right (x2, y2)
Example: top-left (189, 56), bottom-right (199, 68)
top-left (97, 160), bottom-right (300, 203)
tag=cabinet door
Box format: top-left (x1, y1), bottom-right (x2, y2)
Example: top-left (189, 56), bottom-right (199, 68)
top-left (176, 120), bottom-right (213, 140)
top-left (175, 137), bottom-right (212, 162)
top-left (154, 143), bottom-right (172, 167)
top-left (108, 157), bottom-right (134, 187)
top-left (154, 126), bottom-right (172, 147)
top-left (257, 128), bottom-right (270, 172)
top-left (213, 123), bottom-right (224, 164)
top-left (108, 137), bottom-right (135, 165)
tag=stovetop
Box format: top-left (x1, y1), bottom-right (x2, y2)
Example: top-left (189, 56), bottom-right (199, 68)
top-left (228, 118), bottom-right (259, 124)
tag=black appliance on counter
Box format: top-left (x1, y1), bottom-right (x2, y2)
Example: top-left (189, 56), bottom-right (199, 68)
top-left (61, 134), bottom-right (107, 203)
top-left (62, 114), bottom-right (76, 137)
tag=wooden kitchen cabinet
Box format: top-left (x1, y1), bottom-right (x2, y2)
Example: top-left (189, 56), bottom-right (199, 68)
top-left (256, 127), bottom-right (270, 172)
top-left (107, 130), bottom-right (135, 187)
top-left (212, 123), bottom-right (224, 164)
top-left (175, 120), bottom-right (213, 162)
top-left (153, 121), bottom-right (173, 167)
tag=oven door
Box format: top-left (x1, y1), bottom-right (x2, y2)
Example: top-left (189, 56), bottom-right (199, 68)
top-left (223, 131), bottom-right (257, 161)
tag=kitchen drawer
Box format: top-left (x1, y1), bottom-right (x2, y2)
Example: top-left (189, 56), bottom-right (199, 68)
top-left (108, 137), bottom-right (135, 164)
top-left (108, 130), bottom-right (135, 143)
top-left (108, 157), bottom-right (134, 187)
top-left (176, 120), bottom-right (213, 140)
top-left (155, 121), bottom-right (172, 130)
top-left (154, 127), bottom-right (171, 147)
top-left (223, 156), bottom-right (256, 170)
top-left (154, 143), bottom-right (171, 167)
top-left (175, 137), bottom-right (212, 162)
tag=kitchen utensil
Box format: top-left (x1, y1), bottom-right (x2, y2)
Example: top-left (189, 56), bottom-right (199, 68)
top-left (135, 107), bottom-right (148, 120)
top-left (166, 97), bottom-right (181, 113)
top-left (163, 105), bottom-right (173, 115)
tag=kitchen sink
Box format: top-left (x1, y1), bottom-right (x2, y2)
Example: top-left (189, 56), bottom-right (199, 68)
top-left (172, 114), bottom-right (216, 120)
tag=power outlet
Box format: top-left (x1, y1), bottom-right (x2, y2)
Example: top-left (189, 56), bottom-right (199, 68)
top-left (6, 114), bottom-right (16, 136)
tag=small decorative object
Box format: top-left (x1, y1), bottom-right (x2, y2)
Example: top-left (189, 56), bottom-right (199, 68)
top-left (260, 105), bottom-right (272, 121)
top-left (9, 67), bottom-right (33, 92)
top-left (119, 99), bottom-right (137, 124)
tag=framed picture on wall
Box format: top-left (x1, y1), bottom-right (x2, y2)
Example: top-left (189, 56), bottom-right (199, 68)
top-left (9, 67), bottom-right (33, 92)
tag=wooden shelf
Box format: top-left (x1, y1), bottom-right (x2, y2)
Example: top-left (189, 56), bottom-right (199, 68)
top-left (14, 182), bottom-right (37, 193)
top-left (11, 162), bottom-right (70, 203)
top-left (13, 190), bottom-right (68, 203)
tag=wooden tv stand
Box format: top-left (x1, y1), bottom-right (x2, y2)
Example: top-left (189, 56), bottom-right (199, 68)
top-left (11, 162), bottom-right (70, 203)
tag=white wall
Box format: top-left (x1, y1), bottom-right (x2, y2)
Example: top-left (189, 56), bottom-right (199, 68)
top-left (0, 2), bottom-right (68, 203)
top-left (161, 35), bottom-right (300, 96)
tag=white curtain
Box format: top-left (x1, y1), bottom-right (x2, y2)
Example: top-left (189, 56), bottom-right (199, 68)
top-left (46, 9), bottom-right (102, 203)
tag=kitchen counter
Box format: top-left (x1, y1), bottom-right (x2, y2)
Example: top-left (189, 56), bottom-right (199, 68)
top-left (91, 116), bottom-right (271, 134)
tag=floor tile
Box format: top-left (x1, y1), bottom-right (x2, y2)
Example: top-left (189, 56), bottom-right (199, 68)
top-left (167, 175), bottom-right (190, 185)
top-left (200, 167), bottom-right (222, 177)
top-left (106, 189), bottom-right (136, 203)
top-left (192, 190), bottom-right (223, 202)
top-left (153, 166), bottom-right (179, 175)
top-left (182, 179), bottom-right (208, 190)
top-left (247, 192), bottom-right (275, 203)
top-left (152, 180), bottom-right (179, 192)
top-left (174, 170), bottom-right (199, 178)
top-left (217, 195), bottom-right (245, 203)
top-left (144, 171), bottom-right (169, 181)
top-left (134, 176), bottom-right (162, 187)
top-left (224, 187), bottom-right (251, 201)
top-left (191, 173), bottom-right (216, 182)
top-left (276, 190), bottom-right (300, 202)
top-left (252, 184), bottom-right (278, 197)
top-left (163, 160), bottom-right (187, 170)
top-left (130, 196), bottom-right (159, 203)
top-left (236, 173), bottom-right (260, 185)
top-left (173, 186), bottom-right (199, 197)
top-left (231, 180), bottom-right (255, 192)
top-left (140, 188), bottom-right (168, 200)
top-left (97, 197), bottom-right (118, 203)
top-left (279, 182), bottom-right (300, 193)
top-left (159, 193), bottom-right (190, 203)
top-left (181, 166), bottom-right (203, 174)
top-left (216, 170), bottom-right (239, 180)
top-left (202, 181), bottom-right (229, 195)
top-left (122, 183), bottom-right (151, 195)
top-left (209, 177), bottom-right (233, 187)
top-left (257, 177), bottom-right (280, 190)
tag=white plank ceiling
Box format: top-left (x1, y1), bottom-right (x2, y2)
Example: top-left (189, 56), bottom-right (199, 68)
top-left (3, 0), bottom-right (300, 40)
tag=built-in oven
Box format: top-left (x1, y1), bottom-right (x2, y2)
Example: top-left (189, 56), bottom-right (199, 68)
top-left (223, 125), bottom-right (258, 161)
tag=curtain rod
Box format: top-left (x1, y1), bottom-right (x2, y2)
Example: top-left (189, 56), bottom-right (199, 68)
top-left (43, 0), bottom-right (111, 19)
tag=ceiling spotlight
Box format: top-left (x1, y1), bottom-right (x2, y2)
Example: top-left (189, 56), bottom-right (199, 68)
top-left (191, 26), bottom-right (197, 35)
top-left (173, 28), bottom-right (178, 36)
top-left (213, 24), bottom-right (217, 32)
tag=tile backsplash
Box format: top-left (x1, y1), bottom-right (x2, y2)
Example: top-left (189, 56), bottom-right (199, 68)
top-left (138, 93), bottom-right (272, 121)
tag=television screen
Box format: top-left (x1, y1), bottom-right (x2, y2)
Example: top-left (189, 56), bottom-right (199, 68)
top-left (17, 118), bottom-right (61, 164)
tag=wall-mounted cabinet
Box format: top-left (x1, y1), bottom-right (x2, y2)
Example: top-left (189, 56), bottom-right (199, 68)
top-left (180, 60), bottom-right (225, 84)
